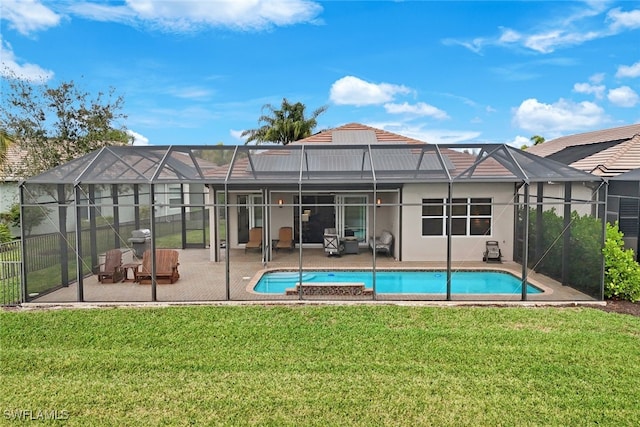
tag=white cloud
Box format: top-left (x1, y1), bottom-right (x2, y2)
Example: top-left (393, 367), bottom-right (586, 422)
top-left (127, 129), bottom-right (149, 145)
top-left (442, 37), bottom-right (486, 54)
top-left (608, 86), bottom-right (639, 107)
top-left (507, 135), bottom-right (531, 149)
top-left (69, 0), bottom-right (323, 32)
top-left (512, 98), bottom-right (606, 133)
top-left (66, 3), bottom-right (135, 24)
top-left (573, 82), bottom-right (605, 99)
top-left (523, 29), bottom-right (601, 54)
top-left (165, 85), bottom-right (214, 100)
top-left (589, 73), bottom-right (605, 84)
top-left (329, 76), bottom-right (411, 106)
top-left (0, 37), bottom-right (54, 82)
top-left (607, 7), bottom-right (640, 31)
top-left (384, 102), bottom-right (449, 120)
top-left (616, 61), bottom-right (640, 79)
top-left (230, 129), bottom-right (245, 142)
top-left (449, 4), bottom-right (640, 54)
top-left (498, 28), bottom-right (521, 43)
top-left (1, 0), bottom-right (61, 35)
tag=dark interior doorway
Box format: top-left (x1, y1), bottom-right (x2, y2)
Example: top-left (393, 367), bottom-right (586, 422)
top-left (294, 195), bottom-right (335, 243)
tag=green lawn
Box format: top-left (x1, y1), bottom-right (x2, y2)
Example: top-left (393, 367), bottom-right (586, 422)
top-left (1, 305), bottom-right (639, 426)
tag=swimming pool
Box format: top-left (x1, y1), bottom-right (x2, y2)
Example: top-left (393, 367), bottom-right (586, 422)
top-left (253, 270), bottom-right (543, 294)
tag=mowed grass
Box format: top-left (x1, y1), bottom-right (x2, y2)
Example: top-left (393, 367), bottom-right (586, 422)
top-left (1, 305), bottom-right (639, 426)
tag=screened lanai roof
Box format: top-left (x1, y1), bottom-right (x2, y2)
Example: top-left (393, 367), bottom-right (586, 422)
top-left (24, 142), bottom-right (601, 186)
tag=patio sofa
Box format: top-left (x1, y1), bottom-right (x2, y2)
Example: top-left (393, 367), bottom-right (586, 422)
top-left (369, 230), bottom-right (393, 257)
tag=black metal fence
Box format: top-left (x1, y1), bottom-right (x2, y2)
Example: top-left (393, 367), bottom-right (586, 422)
top-left (0, 240), bottom-right (22, 306)
top-left (1, 211), bottom-right (206, 306)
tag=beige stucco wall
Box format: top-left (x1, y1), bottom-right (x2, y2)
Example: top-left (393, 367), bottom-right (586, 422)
top-left (370, 192), bottom-right (398, 237)
top-left (213, 185), bottom-right (523, 262)
top-left (270, 192), bottom-right (295, 240)
top-left (401, 182), bottom-right (516, 262)
top-left (528, 182), bottom-right (600, 217)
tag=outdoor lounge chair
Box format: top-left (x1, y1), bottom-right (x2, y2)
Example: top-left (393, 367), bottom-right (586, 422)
top-left (97, 249), bottom-right (124, 283)
top-left (323, 228), bottom-right (344, 256)
top-left (369, 230), bottom-right (394, 257)
top-left (135, 249), bottom-right (180, 284)
top-left (245, 227), bottom-right (263, 253)
top-left (483, 240), bottom-right (502, 263)
top-left (275, 226), bottom-right (294, 252)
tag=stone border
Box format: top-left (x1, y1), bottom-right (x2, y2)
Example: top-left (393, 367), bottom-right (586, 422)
top-left (285, 282), bottom-right (372, 296)
top-left (15, 300), bottom-right (606, 311)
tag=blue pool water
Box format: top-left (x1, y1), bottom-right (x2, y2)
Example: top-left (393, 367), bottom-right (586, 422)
top-left (253, 270), bottom-right (543, 294)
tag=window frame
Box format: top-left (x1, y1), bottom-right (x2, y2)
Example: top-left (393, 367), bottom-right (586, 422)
top-left (421, 197), bottom-right (492, 237)
top-left (168, 184), bottom-right (182, 207)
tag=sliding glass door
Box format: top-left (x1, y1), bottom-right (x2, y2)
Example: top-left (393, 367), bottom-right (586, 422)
top-left (237, 194), bottom-right (263, 244)
top-left (293, 195), bottom-right (335, 243)
top-left (336, 195), bottom-right (368, 242)
top-left (288, 194), bottom-right (368, 244)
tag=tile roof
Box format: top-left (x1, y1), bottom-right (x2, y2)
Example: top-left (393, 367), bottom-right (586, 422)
top-left (25, 124), bottom-right (600, 184)
top-left (223, 124), bottom-right (513, 181)
top-left (0, 144), bottom-right (27, 181)
top-left (526, 123), bottom-right (640, 177)
top-left (294, 123), bottom-right (427, 145)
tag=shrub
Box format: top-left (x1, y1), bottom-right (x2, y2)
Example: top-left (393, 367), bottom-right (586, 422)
top-left (0, 223), bottom-right (12, 243)
top-left (526, 208), bottom-right (602, 297)
top-left (603, 222), bottom-right (640, 302)
top-left (0, 203), bottom-right (49, 236)
top-left (568, 212), bottom-right (603, 296)
top-left (526, 207), bottom-right (564, 278)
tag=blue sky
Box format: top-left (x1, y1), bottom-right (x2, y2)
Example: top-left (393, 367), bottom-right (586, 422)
top-left (1, 0), bottom-right (639, 147)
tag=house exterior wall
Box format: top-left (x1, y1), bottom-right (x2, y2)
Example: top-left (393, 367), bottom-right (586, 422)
top-left (532, 182), bottom-right (596, 217)
top-left (0, 181), bottom-right (20, 236)
top-left (0, 181), bottom-right (18, 212)
top-left (400, 182), bottom-right (516, 262)
top-left (370, 191), bottom-right (398, 237)
top-left (270, 192), bottom-right (295, 242)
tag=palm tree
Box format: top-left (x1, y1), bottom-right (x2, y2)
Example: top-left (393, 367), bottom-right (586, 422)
top-left (530, 135), bottom-right (545, 146)
top-left (242, 98), bottom-right (328, 145)
top-left (0, 129), bottom-right (14, 167)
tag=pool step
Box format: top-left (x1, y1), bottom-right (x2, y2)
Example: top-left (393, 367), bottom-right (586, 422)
top-left (285, 282), bottom-right (373, 296)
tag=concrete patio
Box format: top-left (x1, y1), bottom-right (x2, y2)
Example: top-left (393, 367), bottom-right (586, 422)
top-left (29, 246), bottom-right (598, 304)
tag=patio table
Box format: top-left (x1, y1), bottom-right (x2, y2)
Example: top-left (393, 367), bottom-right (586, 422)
top-left (122, 262), bottom-right (141, 282)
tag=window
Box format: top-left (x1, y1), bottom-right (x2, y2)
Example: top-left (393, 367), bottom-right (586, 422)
top-left (421, 198), bottom-right (492, 236)
top-left (469, 198), bottom-right (492, 235)
top-left (422, 198), bottom-right (444, 236)
top-left (619, 197), bottom-right (639, 237)
top-left (168, 184), bottom-right (182, 207)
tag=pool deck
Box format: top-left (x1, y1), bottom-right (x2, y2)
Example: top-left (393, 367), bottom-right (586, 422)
top-left (27, 247), bottom-right (600, 305)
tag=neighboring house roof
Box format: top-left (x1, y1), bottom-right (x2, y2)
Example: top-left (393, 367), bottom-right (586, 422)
top-left (527, 123), bottom-right (640, 177)
top-left (0, 145), bottom-right (27, 181)
top-left (609, 167), bottom-right (640, 181)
